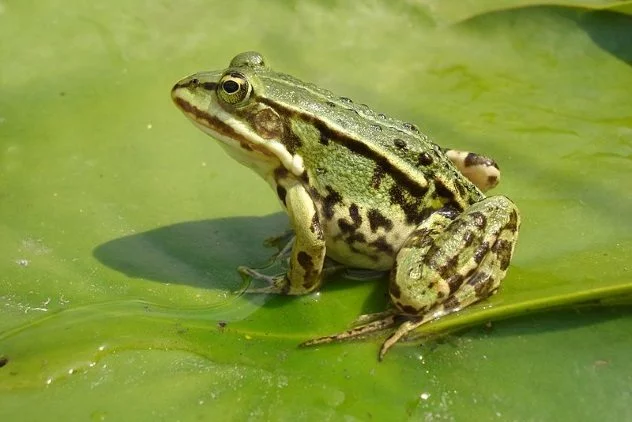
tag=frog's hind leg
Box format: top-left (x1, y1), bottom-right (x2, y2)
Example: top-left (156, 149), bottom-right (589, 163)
top-left (384, 196), bottom-right (520, 358)
top-left (445, 149), bottom-right (500, 192)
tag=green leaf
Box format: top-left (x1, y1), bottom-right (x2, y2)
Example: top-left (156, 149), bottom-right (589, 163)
top-left (412, 0), bottom-right (632, 24)
top-left (1, 1), bottom-right (631, 420)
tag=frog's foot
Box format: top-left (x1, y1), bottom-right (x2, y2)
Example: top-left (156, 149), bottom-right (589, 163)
top-left (237, 266), bottom-right (289, 294)
top-left (378, 311), bottom-right (444, 360)
top-left (445, 149), bottom-right (500, 192)
top-left (262, 231), bottom-right (295, 265)
top-left (299, 311), bottom-right (400, 348)
top-left (263, 229), bottom-right (294, 249)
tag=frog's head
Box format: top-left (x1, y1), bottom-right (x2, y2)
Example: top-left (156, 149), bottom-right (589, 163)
top-left (171, 51), bottom-right (304, 177)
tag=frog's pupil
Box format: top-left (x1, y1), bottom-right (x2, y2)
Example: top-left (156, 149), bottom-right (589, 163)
top-left (223, 80), bottom-right (240, 94)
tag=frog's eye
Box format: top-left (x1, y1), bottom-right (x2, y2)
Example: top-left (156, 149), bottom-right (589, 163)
top-left (217, 72), bottom-right (251, 105)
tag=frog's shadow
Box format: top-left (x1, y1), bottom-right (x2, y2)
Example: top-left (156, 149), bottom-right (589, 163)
top-left (92, 213), bottom-right (387, 311)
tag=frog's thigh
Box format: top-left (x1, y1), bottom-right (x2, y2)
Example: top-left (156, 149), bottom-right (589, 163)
top-left (283, 182), bottom-right (327, 294)
top-left (446, 149), bottom-right (500, 192)
top-left (390, 196), bottom-right (520, 316)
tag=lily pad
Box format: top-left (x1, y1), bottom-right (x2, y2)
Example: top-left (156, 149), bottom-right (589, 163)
top-left (1, 1), bottom-right (631, 420)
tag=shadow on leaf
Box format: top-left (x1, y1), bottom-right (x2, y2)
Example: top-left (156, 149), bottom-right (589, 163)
top-left (93, 213), bottom-right (289, 290)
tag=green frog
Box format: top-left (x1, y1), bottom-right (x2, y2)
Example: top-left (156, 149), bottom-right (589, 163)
top-left (171, 52), bottom-right (520, 359)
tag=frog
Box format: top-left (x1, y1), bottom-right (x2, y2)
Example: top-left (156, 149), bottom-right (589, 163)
top-left (171, 52), bottom-right (520, 360)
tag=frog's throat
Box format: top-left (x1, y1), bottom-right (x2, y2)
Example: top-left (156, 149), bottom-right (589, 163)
top-left (173, 96), bottom-right (305, 176)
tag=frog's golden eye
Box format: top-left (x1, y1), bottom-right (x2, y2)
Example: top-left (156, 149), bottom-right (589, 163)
top-left (217, 72), bottom-right (251, 105)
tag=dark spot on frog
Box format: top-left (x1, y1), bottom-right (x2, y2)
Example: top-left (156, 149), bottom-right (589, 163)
top-left (405, 227), bottom-right (431, 246)
top-left (454, 182), bottom-right (467, 198)
top-left (310, 213), bottom-right (325, 240)
top-left (346, 232), bottom-right (367, 244)
top-left (367, 209), bottom-right (393, 233)
top-left (434, 180), bottom-right (456, 200)
top-left (337, 218), bottom-right (355, 234)
top-left (201, 81), bottom-right (216, 90)
top-left (473, 242), bottom-right (490, 264)
top-left (417, 152), bottom-right (433, 166)
top-left (325, 100), bottom-right (336, 108)
top-left (274, 166), bottom-right (289, 180)
top-left (389, 185), bottom-right (432, 225)
top-left (462, 230), bottom-right (475, 247)
top-left (276, 186), bottom-right (287, 206)
top-left (487, 175), bottom-right (498, 187)
top-left (297, 251), bottom-right (314, 271)
top-left (506, 209), bottom-right (519, 231)
top-left (468, 272), bottom-right (494, 296)
top-left (389, 275), bottom-right (402, 299)
top-left (0, 355), bottom-right (8, 368)
top-left (399, 304), bottom-right (422, 315)
top-left (446, 274), bottom-right (464, 294)
top-left (464, 153), bottom-right (499, 169)
top-left (371, 165), bottom-right (385, 189)
top-left (441, 296), bottom-right (461, 311)
top-left (435, 254), bottom-right (458, 281)
top-left (464, 152), bottom-right (479, 167)
top-left (319, 131), bottom-right (329, 146)
top-left (280, 122), bottom-right (303, 154)
top-left (436, 206), bottom-right (460, 220)
top-left (322, 186), bottom-right (343, 220)
top-left (302, 273), bottom-right (320, 290)
top-left (492, 239), bottom-right (513, 271)
top-left (346, 204), bottom-right (360, 225)
top-left (469, 212), bottom-right (487, 230)
top-left (369, 236), bottom-right (394, 255)
top-left (393, 138), bottom-right (407, 149)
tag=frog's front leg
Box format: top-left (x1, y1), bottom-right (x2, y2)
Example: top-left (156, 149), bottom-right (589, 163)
top-left (239, 180), bottom-right (326, 295)
top-left (381, 195), bottom-right (520, 357)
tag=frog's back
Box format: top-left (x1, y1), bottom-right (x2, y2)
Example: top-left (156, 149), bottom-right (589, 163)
top-left (257, 67), bottom-right (483, 215)
top-left (255, 68), bottom-right (484, 269)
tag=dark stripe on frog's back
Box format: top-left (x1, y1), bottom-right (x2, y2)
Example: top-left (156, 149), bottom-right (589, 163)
top-left (255, 96), bottom-right (483, 216)
top-left (257, 96), bottom-right (423, 198)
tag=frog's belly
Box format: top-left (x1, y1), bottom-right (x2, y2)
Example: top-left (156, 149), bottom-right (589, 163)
top-left (322, 216), bottom-right (413, 271)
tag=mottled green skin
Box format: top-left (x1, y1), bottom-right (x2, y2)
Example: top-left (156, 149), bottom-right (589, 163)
top-left (171, 52), bottom-right (520, 358)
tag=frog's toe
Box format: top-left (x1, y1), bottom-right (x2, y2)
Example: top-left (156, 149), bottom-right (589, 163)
top-left (352, 309), bottom-right (397, 325)
top-left (378, 316), bottom-right (431, 360)
top-left (300, 314), bottom-right (399, 348)
top-left (237, 266), bottom-right (289, 294)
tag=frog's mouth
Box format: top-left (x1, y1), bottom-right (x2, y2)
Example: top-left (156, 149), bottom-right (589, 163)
top-left (171, 90), bottom-right (262, 155)
top-left (171, 83), bottom-right (305, 177)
